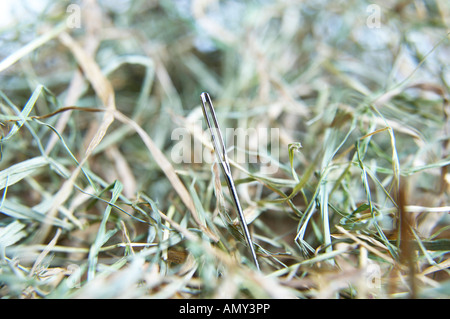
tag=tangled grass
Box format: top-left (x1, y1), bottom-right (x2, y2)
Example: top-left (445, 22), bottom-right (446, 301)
top-left (0, 0), bottom-right (449, 298)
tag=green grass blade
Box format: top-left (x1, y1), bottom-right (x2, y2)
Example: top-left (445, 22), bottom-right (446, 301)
top-left (87, 180), bottom-right (123, 280)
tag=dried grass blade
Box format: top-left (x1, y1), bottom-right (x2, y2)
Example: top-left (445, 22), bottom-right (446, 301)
top-left (35, 32), bottom-right (117, 243)
top-left (0, 156), bottom-right (48, 191)
top-left (0, 23), bottom-right (67, 73)
top-left (87, 181), bottom-right (123, 280)
top-left (113, 111), bottom-right (217, 240)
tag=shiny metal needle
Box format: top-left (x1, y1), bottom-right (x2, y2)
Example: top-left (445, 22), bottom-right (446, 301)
top-left (200, 92), bottom-right (260, 270)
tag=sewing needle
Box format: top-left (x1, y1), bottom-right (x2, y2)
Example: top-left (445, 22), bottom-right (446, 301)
top-left (200, 92), bottom-right (260, 271)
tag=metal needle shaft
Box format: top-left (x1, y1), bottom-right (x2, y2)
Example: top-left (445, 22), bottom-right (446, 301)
top-left (200, 92), bottom-right (260, 270)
